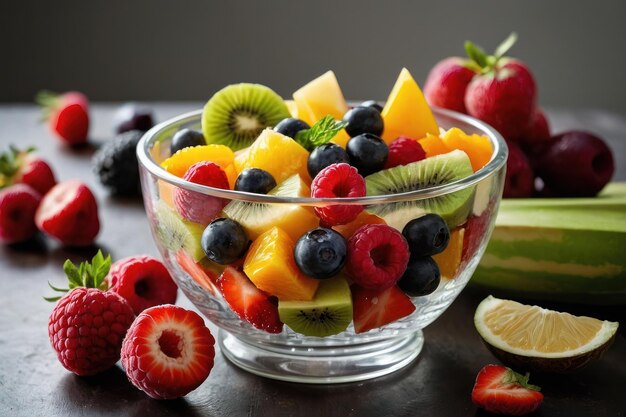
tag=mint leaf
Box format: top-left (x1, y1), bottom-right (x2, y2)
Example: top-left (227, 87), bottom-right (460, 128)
top-left (295, 116), bottom-right (348, 151)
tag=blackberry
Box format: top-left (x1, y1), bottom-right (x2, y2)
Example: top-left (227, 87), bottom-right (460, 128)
top-left (93, 130), bottom-right (143, 196)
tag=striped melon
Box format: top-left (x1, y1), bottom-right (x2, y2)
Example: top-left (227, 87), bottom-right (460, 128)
top-left (471, 182), bottom-right (626, 305)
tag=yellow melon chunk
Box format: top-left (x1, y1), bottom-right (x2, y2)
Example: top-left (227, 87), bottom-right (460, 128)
top-left (244, 227), bottom-right (319, 301)
top-left (234, 128), bottom-right (310, 183)
top-left (381, 68), bottom-right (439, 144)
top-left (293, 71), bottom-right (349, 125)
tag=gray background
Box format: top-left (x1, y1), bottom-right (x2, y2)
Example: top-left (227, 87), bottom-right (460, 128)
top-left (2, 0), bottom-right (626, 114)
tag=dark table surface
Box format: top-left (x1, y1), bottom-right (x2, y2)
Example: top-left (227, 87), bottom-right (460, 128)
top-left (1, 104), bottom-right (625, 417)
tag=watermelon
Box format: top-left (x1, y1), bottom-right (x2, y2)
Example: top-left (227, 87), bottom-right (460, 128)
top-left (471, 182), bottom-right (626, 305)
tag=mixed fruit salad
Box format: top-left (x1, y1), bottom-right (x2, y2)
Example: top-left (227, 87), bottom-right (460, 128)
top-left (152, 68), bottom-right (499, 337)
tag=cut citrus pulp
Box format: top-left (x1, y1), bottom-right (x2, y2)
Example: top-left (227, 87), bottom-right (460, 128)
top-left (474, 295), bottom-right (618, 373)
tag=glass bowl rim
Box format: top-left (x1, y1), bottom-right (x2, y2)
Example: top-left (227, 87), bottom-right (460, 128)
top-left (137, 107), bottom-right (508, 206)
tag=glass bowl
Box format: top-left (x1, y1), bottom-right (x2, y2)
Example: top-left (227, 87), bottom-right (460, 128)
top-left (137, 108), bottom-right (507, 384)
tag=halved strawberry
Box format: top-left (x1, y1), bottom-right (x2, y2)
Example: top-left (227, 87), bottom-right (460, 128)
top-left (120, 304), bottom-right (215, 400)
top-left (472, 364), bottom-right (544, 416)
top-left (218, 266), bottom-right (283, 334)
top-left (351, 285), bottom-right (416, 333)
top-left (176, 250), bottom-right (220, 296)
top-left (35, 180), bottom-right (99, 246)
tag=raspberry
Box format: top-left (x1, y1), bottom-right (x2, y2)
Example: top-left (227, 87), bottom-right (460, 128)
top-left (174, 161), bottom-right (229, 225)
top-left (107, 255), bottom-right (178, 315)
top-left (48, 288), bottom-right (135, 375)
top-left (311, 163), bottom-right (366, 226)
top-left (121, 305), bottom-right (215, 399)
top-left (346, 224), bottom-right (410, 290)
top-left (385, 137), bottom-right (426, 169)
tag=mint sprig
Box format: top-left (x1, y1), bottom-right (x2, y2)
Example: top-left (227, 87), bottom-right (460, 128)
top-left (44, 250), bottom-right (112, 302)
top-left (294, 115), bottom-right (348, 151)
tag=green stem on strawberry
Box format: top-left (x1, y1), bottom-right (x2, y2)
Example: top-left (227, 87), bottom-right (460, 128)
top-left (464, 32), bottom-right (518, 74)
top-left (44, 250), bottom-right (112, 301)
top-left (35, 90), bottom-right (62, 121)
top-left (0, 145), bottom-right (35, 188)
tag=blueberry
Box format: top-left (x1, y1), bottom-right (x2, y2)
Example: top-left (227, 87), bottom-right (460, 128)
top-left (234, 168), bottom-right (277, 194)
top-left (201, 218), bottom-right (250, 265)
top-left (307, 143), bottom-right (350, 179)
top-left (343, 106), bottom-right (384, 137)
top-left (294, 228), bottom-right (347, 279)
top-left (346, 133), bottom-right (388, 176)
top-left (170, 129), bottom-right (206, 154)
top-left (402, 214), bottom-right (450, 258)
top-left (274, 118), bottom-right (310, 139)
top-left (113, 103), bottom-right (154, 134)
top-left (397, 257), bottom-right (441, 296)
top-left (360, 100), bottom-right (383, 113)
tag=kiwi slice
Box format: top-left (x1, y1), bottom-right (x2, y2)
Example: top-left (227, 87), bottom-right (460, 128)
top-left (155, 201), bottom-right (205, 261)
top-left (222, 174), bottom-right (316, 240)
top-left (202, 83), bottom-right (291, 151)
top-left (365, 150), bottom-right (475, 229)
top-left (278, 276), bottom-right (353, 337)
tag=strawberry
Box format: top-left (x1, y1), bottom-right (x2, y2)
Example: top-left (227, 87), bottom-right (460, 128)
top-left (472, 364), bottom-right (544, 416)
top-left (424, 57), bottom-right (477, 113)
top-left (35, 180), bottom-right (100, 246)
top-left (351, 285), bottom-right (416, 333)
top-left (121, 304), bottom-right (215, 399)
top-left (0, 146), bottom-right (57, 195)
top-left (36, 90), bottom-right (89, 145)
top-left (218, 266), bottom-right (283, 333)
top-left (176, 250), bottom-right (221, 296)
top-left (463, 34), bottom-right (537, 141)
top-left (106, 255), bottom-right (178, 315)
top-left (46, 251), bottom-right (135, 376)
top-left (0, 184), bottom-right (42, 244)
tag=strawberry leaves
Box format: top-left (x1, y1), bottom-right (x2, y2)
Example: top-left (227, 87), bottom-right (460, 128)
top-left (465, 32), bottom-right (518, 73)
top-left (502, 368), bottom-right (542, 391)
top-left (45, 250), bottom-right (112, 301)
top-left (0, 145), bottom-right (35, 188)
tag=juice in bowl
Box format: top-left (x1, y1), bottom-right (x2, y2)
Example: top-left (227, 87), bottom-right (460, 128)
top-left (136, 69), bottom-right (507, 383)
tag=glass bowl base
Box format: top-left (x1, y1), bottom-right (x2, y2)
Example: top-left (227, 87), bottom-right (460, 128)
top-left (219, 329), bottom-right (424, 384)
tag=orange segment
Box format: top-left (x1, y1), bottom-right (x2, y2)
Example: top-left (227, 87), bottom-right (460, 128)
top-left (293, 70), bottom-right (349, 125)
top-left (244, 227), bottom-right (319, 301)
top-left (332, 211), bottom-right (386, 240)
top-left (161, 144), bottom-right (235, 179)
top-left (418, 133), bottom-right (450, 158)
top-left (381, 68), bottom-right (439, 144)
top-left (433, 227), bottom-right (465, 279)
top-left (441, 128), bottom-right (493, 172)
top-left (235, 129), bottom-right (310, 183)
top-left (158, 180), bottom-right (175, 208)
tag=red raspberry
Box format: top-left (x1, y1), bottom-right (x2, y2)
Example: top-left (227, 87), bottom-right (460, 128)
top-left (107, 255), bottom-right (178, 315)
top-left (174, 161), bottom-right (229, 225)
top-left (48, 287), bottom-right (135, 375)
top-left (121, 305), bottom-right (215, 399)
top-left (0, 184), bottom-right (41, 244)
top-left (385, 137), bottom-right (426, 169)
top-left (346, 224), bottom-right (410, 290)
top-left (311, 163), bottom-right (366, 226)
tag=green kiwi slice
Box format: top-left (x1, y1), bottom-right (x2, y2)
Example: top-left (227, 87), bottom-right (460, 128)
top-left (202, 83), bottom-right (291, 151)
top-left (155, 201), bottom-right (205, 261)
top-left (365, 150), bottom-right (475, 229)
top-left (278, 276), bottom-right (353, 337)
